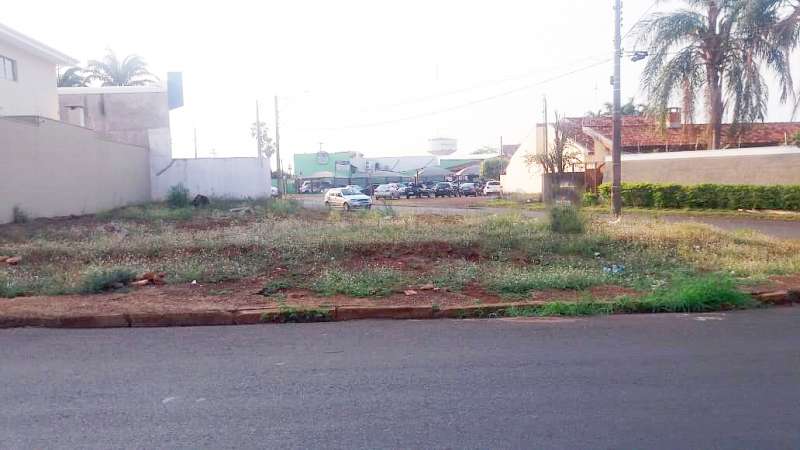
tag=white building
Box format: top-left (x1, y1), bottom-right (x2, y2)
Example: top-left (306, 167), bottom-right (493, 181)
top-left (0, 22), bottom-right (76, 119)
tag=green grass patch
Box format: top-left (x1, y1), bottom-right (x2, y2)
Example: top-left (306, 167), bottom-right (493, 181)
top-left (260, 279), bottom-right (293, 296)
top-left (484, 266), bottom-right (609, 296)
top-left (312, 267), bottom-right (403, 297)
top-left (429, 260), bottom-right (478, 291)
top-left (0, 273), bottom-right (26, 298)
top-left (77, 268), bottom-right (137, 294)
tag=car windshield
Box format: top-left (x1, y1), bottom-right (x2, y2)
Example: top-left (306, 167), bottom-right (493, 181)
top-left (462, 183), bottom-right (474, 188)
top-left (341, 188), bottom-right (360, 195)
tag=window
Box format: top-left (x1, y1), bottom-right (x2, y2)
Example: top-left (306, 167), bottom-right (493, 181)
top-left (1, 55), bottom-right (18, 81)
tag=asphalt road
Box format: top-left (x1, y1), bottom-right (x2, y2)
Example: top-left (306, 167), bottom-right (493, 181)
top-left (2, 309), bottom-right (800, 449)
top-left (296, 196), bottom-right (800, 240)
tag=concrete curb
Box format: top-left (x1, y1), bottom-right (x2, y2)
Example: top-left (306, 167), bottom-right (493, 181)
top-left (0, 291), bottom-right (796, 329)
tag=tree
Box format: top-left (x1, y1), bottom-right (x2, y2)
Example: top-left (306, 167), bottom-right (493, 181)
top-left (635, 0), bottom-right (800, 149)
top-left (472, 145), bottom-right (499, 155)
top-left (525, 113), bottom-right (582, 174)
top-left (480, 157), bottom-right (509, 180)
top-left (57, 67), bottom-right (88, 87)
top-left (250, 121), bottom-right (275, 159)
top-left (585, 98), bottom-right (646, 117)
top-left (86, 50), bottom-right (157, 86)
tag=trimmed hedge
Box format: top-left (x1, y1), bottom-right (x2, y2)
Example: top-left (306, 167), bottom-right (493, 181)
top-left (598, 182), bottom-right (800, 211)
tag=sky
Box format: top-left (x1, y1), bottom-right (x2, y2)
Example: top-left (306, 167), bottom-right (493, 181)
top-left (6, 0), bottom-right (800, 168)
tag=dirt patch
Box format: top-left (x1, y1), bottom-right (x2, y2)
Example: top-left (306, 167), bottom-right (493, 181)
top-left (0, 276), bottom-right (645, 320)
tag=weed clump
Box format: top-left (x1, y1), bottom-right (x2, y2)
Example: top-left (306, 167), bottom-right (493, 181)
top-left (78, 268), bottom-right (137, 294)
top-left (485, 266), bottom-right (607, 296)
top-left (166, 184), bottom-right (191, 209)
top-left (548, 204), bottom-right (585, 234)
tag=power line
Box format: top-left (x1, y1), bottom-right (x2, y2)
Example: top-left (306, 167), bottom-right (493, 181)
top-left (365, 54), bottom-right (610, 111)
top-left (622, 0), bottom-right (659, 41)
top-left (313, 58), bottom-right (613, 131)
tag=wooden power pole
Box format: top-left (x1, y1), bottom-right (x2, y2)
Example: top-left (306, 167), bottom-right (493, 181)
top-left (611, 0), bottom-right (623, 217)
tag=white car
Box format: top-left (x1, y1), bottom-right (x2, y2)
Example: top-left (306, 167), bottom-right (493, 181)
top-left (324, 187), bottom-right (373, 210)
top-left (373, 184), bottom-right (400, 200)
top-left (483, 180), bottom-right (502, 196)
top-left (271, 186), bottom-right (279, 197)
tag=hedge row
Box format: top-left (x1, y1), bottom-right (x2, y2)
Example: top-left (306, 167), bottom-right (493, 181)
top-left (597, 182), bottom-right (800, 211)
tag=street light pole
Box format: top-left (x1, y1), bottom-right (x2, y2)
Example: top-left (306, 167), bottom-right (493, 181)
top-left (274, 96), bottom-right (284, 198)
top-left (611, 0), bottom-right (623, 217)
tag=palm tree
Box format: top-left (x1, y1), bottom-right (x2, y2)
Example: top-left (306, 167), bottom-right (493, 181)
top-left (56, 67), bottom-right (88, 87)
top-left (634, 0), bottom-right (800, 149)
top-left (86, 50), bottom-right (157, 86)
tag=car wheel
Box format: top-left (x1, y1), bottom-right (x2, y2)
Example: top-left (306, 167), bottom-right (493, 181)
top-left (325, 201), bottom-right (331, 209)
top-left (344, 203), bottom-right (351, 211)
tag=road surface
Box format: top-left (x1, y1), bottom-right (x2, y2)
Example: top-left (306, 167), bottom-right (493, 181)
top-left (294, 195), bottom-right (800, 240)
top-left (2, 308), bottom-right (799, 449)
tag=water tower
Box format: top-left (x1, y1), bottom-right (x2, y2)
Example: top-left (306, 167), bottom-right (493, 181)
top-left (428, 137), bottom-right (457, 156)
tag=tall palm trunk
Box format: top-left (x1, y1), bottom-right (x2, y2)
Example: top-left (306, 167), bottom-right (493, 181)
top-left (705, 3), bottom-right (723, 150)
top-left (707, 68), bottom-right (724, 149)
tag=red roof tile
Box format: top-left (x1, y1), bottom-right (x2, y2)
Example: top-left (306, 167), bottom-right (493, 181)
top-left (562, 116), bottom-right (800, 152)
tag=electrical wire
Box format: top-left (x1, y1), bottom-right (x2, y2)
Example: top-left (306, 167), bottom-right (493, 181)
top-left (622, 0), bottom-right (660, 41)
top-left (312, 58), bottom-right (613, 131)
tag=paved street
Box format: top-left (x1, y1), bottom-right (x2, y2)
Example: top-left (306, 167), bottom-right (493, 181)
top-left (2, 309), bottom-right (799, 449)
top-left (295, 195), bottom-right (800, 240)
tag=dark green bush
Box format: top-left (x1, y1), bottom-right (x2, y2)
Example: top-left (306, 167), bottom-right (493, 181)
top-left (78, 268), bottom-right (137, 294)
top-left (598, 182), bottom-right (800, 211)
top-left (166, 184), bottom-right (190, 209)
top-left (582, 192), bottom-right (600, 206)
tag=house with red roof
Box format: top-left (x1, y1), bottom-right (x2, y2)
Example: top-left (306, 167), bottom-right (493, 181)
top-left (501, 109), bottom-right (800, 195)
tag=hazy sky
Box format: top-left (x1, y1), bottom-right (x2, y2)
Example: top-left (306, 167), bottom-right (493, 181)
top-left (7, 0), bottom-right (799, 167)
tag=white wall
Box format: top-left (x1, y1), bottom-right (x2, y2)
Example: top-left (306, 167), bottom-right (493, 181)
top-left (152, 157), bottom-right (272, 200)
top-left (0, 41), bottom-right (58, 119)
top-left (501, 126), bottom-right (545, 194)
top-left (0, 116), bottom-right (150, 224)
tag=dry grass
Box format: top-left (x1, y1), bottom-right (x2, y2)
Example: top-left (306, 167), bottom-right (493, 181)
top-left (0, 202), bottom-right (798, 298)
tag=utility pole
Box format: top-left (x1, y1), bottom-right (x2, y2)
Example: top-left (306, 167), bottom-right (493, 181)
top-left (255, 101), bottom-right (263, 167)
top-left (193, 128), bottom-right (198, 159)
top-left (499, 136), bottom-right (503, 157)
top-left (612, 0), bottom-right (623, 217)
top-left (274, 95), bottom-right (284, 197)
top-left (542, 96), bottom-right (548, 151)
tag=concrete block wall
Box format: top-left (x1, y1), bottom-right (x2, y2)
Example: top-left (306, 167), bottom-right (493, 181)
top-left (605, 147), bottom-right (800, 186)
top-left (0, 116), bottom-right (150, 224)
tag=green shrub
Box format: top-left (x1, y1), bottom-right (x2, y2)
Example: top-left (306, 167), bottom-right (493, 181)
top-left (261, 279), bottom-right (293, 296)
top-left (312, 267), bottom-right (402, 297)
top-left (78, 268), bottom-right (137, 294)
top-left (652, 184), bottom-right (684, 208)
top-left (582, 192), bottom-right (600, 206)
top-left (597, 182), bottom-right (800, 211)
top-left (549, 205), bottom-right (585, 234)
top-left (166, 184), bottom-right (190, 209)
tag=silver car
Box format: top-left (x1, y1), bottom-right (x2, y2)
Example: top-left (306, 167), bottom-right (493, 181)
top-left (324, 188), bottom-right (373, 210)
top-left (373, 184), bottom-right (400, 200)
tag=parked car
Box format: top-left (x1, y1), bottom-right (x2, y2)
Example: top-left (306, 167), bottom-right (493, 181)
top-left (483, 180), bottom-right (502, 196)
top-left (433, 182), bottom-right (456, 198)
top-left (404, 183), bottom-right (432, 199)
top-left (344, 184), bottom-right (364, 193)
top-left (374, 184), bottom-right (400, 200)
top-left (271, 186), bottom-right (279, 197)
top-left (299, 181), bottom-right (332, 194)
top-left (324, 187), bottom-right (372, 210)
top-left (458, 183), bottom-right (478, 197)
